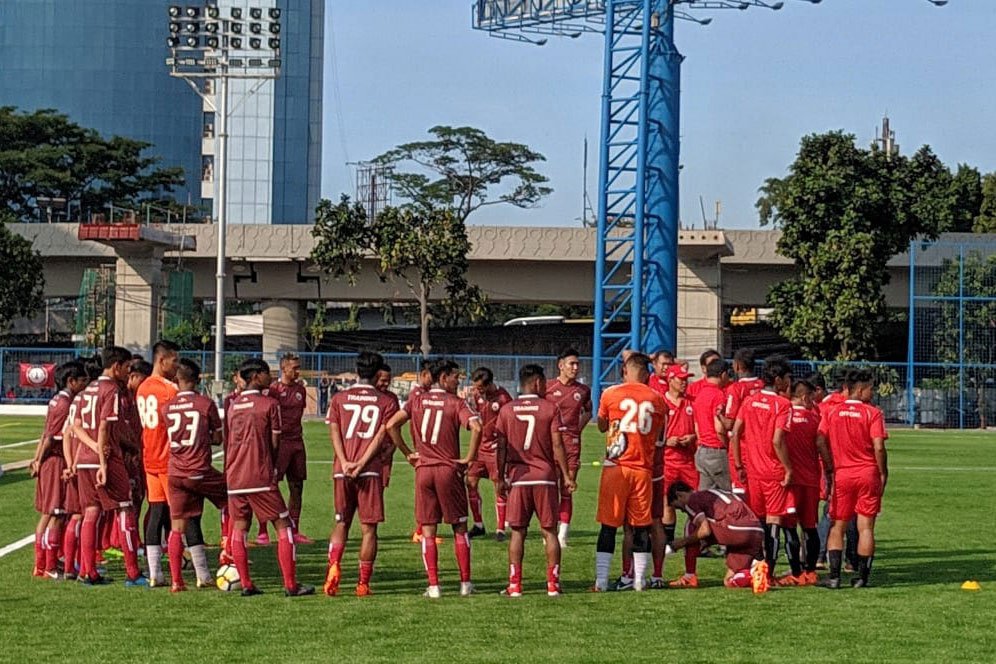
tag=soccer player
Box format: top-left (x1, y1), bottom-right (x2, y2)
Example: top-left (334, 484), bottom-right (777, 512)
top-left (386, 359), bottom-right (482, 598)
top-left (817, 369), bottom-right (888, 589)
top-left (225, 358), bottom-right (314, 597)
top-left (495, 364), bottom-right (575, 597)
top-left (730, 354), bottom-right (794, 582)
top-left (72, 346), bottom-right (146, 586)
top-left (405, 360), bottom-right (434, 544)
top-left (135, 340), bottom-right (179, 585)
top-left (29, 361), bottom-right (87, 579)
top-left (592, 352), bottom-right (666, 592)
top-left (324, 352), bottom-right (405, 597)
top-left (781, 379), bottom-right (822, 585)
top-left (259, 352), bottom-right (312, 545)
top-left (692, 359), bottom-right (733, 491)
top-left (373, 363), bottom-right (402, 489)
top-left (724, 349), bottom-right (764, 496)
top-left (685, 349), bottom-right (721, 399)
top-left (544, 348), bottom-right (592, 548)
top-left (161, 359), bottom-right (226, 592)
top-left (466, 366), bottom-right (513, 541)
top-left (667, 481), bottom-right (769, 593)
top-left (647, 350), bottom-right (675, 394)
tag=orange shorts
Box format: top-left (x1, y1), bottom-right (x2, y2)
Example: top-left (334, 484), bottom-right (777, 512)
top-left (596, 465), bottom-right (652, 528)
top-left (146, 472), bottom-right (170, 505)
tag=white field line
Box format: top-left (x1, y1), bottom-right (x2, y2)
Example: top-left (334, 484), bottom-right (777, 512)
top-left (0, 438), bottom-right (39, 449)
top-left (0, 535), bottom-right (35, 558)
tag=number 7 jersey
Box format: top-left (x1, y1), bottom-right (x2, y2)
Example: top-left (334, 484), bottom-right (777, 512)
top-left (597, 382), bottom-right (667, 472)
top-left (326, 384), bottom-right (400, 475)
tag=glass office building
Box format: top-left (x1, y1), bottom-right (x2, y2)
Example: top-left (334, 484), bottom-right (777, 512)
top-left (0, 0), bottom-right (322, 224)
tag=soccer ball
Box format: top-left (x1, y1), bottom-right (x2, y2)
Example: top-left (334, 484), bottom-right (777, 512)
top-left (216, 564), bottom-right (241, 592)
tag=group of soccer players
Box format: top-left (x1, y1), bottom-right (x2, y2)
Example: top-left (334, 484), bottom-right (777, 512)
top-left (29, 342), bottom-right (888, 597)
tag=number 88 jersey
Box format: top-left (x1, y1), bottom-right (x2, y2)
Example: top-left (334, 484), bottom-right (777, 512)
top-left (326, 384), bottom-right (400, 476)
top-left (135, 375), bottom-right (179, 475)
top-left (597, 382), bottom-right (667, 472)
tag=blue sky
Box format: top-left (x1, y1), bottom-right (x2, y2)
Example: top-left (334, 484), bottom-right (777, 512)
top-left (321, 1), bottom-right (993, 229)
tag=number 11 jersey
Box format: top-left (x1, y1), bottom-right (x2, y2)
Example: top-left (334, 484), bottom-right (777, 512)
top-left (404, 387), bottom-right (478, 468)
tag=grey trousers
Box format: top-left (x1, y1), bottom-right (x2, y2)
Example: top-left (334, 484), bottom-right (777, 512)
top-left (695, 446), bottom-right (731, 491)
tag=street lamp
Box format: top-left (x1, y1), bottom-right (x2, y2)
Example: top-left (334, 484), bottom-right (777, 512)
top-left (165, 2), bottom-right (282, 399)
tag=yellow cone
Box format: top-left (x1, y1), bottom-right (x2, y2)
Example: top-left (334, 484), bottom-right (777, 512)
top-left (961, 580), bottom-right (981, 591)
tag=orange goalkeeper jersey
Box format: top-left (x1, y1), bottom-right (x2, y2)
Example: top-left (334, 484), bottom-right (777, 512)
top-left (597, 382), bottom-right (667, 472)
top-left (136, 374), bottom-right (179, 474)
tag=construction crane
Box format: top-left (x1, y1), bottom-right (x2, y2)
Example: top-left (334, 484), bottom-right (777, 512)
top-left (472, 0), bottom-right (946, 406)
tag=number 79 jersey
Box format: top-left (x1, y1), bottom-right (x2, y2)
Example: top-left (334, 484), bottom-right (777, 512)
top-left (597, 382), bottom-right (667, 472)
top-left (326, 384), bottom-right (400, 475)
top-left (161, 390), bottom-right (222, 478)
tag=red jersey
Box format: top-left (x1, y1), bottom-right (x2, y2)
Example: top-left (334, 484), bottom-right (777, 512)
top-left (598, 382), bottom-right (667, 472)
top-left (544, 379), bottom-right (592, 439)
top-left (685, 378), bottom-right (710, 399)
top-left (738, 389), bottom-right (792, 483)
top-left (222, 389), bottom-right (240, 450)
top-left (692, 381), bottom-right (727, 449)
top-left (136, 375), bottom-right (179, 474)
top-left (495, 394), bottom-right (565, 484)
top-left (663, 393), bottom-right (697, 469)
top-left (785, 404), bottom-right (820, 487)
top-left (326, 384), bottom-right (400, 475)
top-left (725, 377), bottom-right (764, 420)
top-left (65, 392), bottom-right (84, 464)
top-left (266, 380), bottom-right (307, 444)
top-left (818, 400), bottom-right (888, 472)
top-left (42, 390), bottom-right (72, 460)
top-left (405, 388), bottom-right (479, 467)
top-left (822, 391), bottom-right (847, 408)
top-left (75, 376), bottom-right (124, 467)
top-left (225, 389), bottom-right (282, 493)
top-left (648, 374), bottom-right (667, 396)
top-left (162, 391), bottom-right (223, 478)
top-left (473, 387), bottom-right (513, 454)
top-left (683, 489), bottom-right (759, 528)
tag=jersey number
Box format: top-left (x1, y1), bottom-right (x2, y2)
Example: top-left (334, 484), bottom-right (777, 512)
top-left (166, 411), bottom-right (201, 448)
top-left (137, 395), bottom-right (159, 430)
top-left (420, 408), bottom-right (443, 446)
top-left (80, 393), bottom-right (98, 431)
top-left (342, 404), bottom-right (380, 440)
top-left (515, 414), bottom-right (536, 450)
top-left (619, 398), bottom-right (656, 435)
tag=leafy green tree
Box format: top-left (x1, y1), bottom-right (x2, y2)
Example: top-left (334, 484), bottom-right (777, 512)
top-left (758, 131), bottom-right (955, 359)
top-left (973, 173), bottom-right (996, 233)
top-left (0, 211), bottom-right (45, 335)
top-left (0, 107), bottom-right (184, 222)
top-left (947, 164), bottom-right (982, 232)
top-left (374, 125), bottom-right (552, 223)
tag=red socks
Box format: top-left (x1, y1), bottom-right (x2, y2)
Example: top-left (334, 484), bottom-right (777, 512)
top-left (276, 526), bottom-right (297, 591)
top-left (495, 495), bottom-right (507, 532)
top-left (468, 486), bottom-right (483, 525)
top-left (80, 511), bottom-right (99, 579)
top-left (167, 530), bottom-right (185, 585)
top-left (454, 532), bottom-right (471, 583)
top-left (231, 529), bottom-right (253, 589)
top-left (33, 532), bottom-right (44, 571)
top-left (622, 555), bottom-right (633, 578)
top-left (685, 542), bottom-right (699, 575)
top-left (558, 496), bottom-right (573, 525)
top-left (421, 536), bottom-right (439, 586)
top-left (45, 524), bottom-right (62, 572)
top-left (358, 560), bottom-right (373, 585)
top-left (509, 563), bottom-right (522, 588)
top-left (63, 518), bottom-right (80, 576)
top-left (547, 563), bottom-right (560, 589)
top-left (118, 510), bottom-right (141, 580)
top-left (328, 542), bottom-right (345, 567)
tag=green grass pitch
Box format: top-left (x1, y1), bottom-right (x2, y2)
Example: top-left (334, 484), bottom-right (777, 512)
top-left (0, 417), bottom-right (994, 662)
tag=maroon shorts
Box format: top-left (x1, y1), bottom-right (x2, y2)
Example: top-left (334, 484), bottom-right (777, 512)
top-left (334, 473), bottom-right (385, 525)
top-left (78, 458), bottom-right (132, 511)
top-left (651, 472), bottom-right (665, 520)
top-left (467, 450), bottom-right (500, 482)
top-left (169, 469), bottom-right (228, 520)
top-left (35, 456), bottom-right (66, 515)
top-left (64, 474), bottom-right (81, 515)
top-left (275, 440), bottom-right (307, 482)
top-left (507, 482), bottom-right (559, 529)
top-left (560, 436), bottom-right (581, 499)
top-left (415, 464), bottom-right (468, 526)
top-left (228, 487), bottom-right (290, 524)
top-left (830, 467), bottom-right (882, 521)
top-left (696, 518), bottom-right (764, 572)
top-left (787, 484), bottom-right (820, 529)
top-left (746, 478), bottom-right (794, 519)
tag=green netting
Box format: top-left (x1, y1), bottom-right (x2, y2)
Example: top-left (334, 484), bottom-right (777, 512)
top-left (74, 267), bottom-right (115, 349)
top-left (163, 270), bottom-right (194, 330)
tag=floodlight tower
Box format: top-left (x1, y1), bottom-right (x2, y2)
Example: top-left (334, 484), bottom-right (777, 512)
top-left (165, 3), bottom-right (282, 398)
top-left (473, 0), bottom-right (946, 406)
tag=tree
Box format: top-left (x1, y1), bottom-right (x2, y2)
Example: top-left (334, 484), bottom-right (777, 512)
top-left (757, 131), bottom-right (955, 359)
top-left (947, 164), bottom-right (982, 232)
top-left (0, 211), bottom-right (45, 335)
top-left (973, 172), bottom-right (996, 233)
top-left (310, 196), bottom-right (485, 356)
top-left (374, 125), bottom-right (552, 223)
top-left (0, 107), bottom-right (184, 222)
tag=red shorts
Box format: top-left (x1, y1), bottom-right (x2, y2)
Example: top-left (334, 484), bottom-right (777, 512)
top-left (651, 472), bottom-right (664, 520)
top-left (561, 436), bottom-right (581, 499)
top-left (228, 487), bottom-right (290, 524)
top-left (35, 456), bottom-right (66, 515)
top-left (64, 474), bottom-right (81, 515)
top-left (275, 439), bottom-right (307, 482)
top-left (664, 463), bottom-right (699, 501)
top-left (830, 467), bottom-right (882, 521)
top-left (746, 478), bottom-right (794, 519)
top-left (467, 449), bottom-right (500, 481)
top-left (787, 484), bottom-right (820, 529)
top-left (334, 473), bottom-right (385, 525)
top-left (169, 469), bottom-right (228, 520)
top-left (596, 465), bottom-right (652, 528)
top-left (506, 482), bottom-right (559, 529)
top-left (415, 464), bottom-right (468, 526)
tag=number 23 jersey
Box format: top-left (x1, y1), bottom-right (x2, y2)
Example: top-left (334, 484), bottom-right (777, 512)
top-left (161, 390), bottom-right (222, 478)
top-left (597, 382), bottom-right (667, 472)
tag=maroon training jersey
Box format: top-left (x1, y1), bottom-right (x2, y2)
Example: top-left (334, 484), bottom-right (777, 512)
top-left (42, 390), bottom-right (72, 460)
top-left (495, 394), bottom-right (565, 484)
top-left (738, 389), bottom-right (792, 482)
top-left (75, 376), bottom-right (123, 466)
top-left (163, 391), bottom-right (223, 478)
top-left (225, 389), bottom-right (281, 493)
top-left (785, 404), bottom-right (820, 488)
top-left (222, 389), bottom-right (240, 451)
top-left (818, 400), bottom-right (888, 472)
top-left (65, 392), bottom-right (85, 465)
top-left (266, 380), bottom-right (306, 443)
top-left (405, 387), bottom-right (478, 467)
top-left (683, 488), bottom-right (759, 528)
top-left (326, 384), bottom-right (400, 475)
top-left (473, 386), bottom-right (513, 453)
top-left (544, 379), bottom-right (592, 438)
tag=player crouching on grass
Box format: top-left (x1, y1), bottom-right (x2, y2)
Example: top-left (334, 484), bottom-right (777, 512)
top-left (225, 358), bottom-right (314, 597)
top-left (495, 364), bottom-right (575, 597)
top-left (666, 481), bottom-right (769, 594)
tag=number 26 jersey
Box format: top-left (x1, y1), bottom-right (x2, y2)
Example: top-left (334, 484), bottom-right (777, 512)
top-left (597, 382), bottom-right (667, 472)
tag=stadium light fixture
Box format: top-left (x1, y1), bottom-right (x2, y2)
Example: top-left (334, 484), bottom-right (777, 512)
top-left (169, 6), bottom-right (182, 18)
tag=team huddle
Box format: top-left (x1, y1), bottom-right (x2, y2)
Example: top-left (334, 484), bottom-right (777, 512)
top-left (28, 343), bottom-right (888, 597)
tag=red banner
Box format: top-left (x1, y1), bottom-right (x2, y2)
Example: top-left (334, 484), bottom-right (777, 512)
top-left (19, 363), bottom-right (56, 389)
